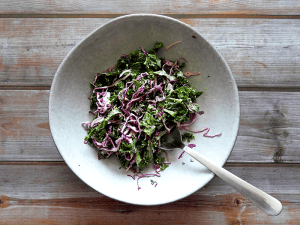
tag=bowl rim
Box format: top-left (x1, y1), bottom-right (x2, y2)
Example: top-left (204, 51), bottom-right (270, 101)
top-left (49, 13), bottom-right (240, 205)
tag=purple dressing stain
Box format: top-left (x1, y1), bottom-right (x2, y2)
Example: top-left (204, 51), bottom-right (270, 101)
top-left (182, 162), bottom-right (185, 165)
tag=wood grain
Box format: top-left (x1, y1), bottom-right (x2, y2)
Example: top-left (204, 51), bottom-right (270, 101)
top-left (1, 0), bottom-right (300, 16)
top-left (233, 91), bottom-right (300, 163)
top-left (0, 163), bottom-right (299, 224)
top-left (1, 1), bottom-right (300, 223)
top-left (0, 18), bottom-right (299, 88)
top-left (1, 90), bottom-right (300, 163)
top-left (0, 90), bottom-right (59, 160)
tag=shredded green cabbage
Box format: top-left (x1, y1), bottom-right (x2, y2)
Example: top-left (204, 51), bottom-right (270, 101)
top-left (82, 42), bottom-right (203, 174)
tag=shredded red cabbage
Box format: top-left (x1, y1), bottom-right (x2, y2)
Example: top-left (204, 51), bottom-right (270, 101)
top-left (82, 42), bottom-right (221, 190)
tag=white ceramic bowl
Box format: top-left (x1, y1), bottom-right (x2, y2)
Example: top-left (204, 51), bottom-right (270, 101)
top-left (49, 14), bottom-right (240, 205)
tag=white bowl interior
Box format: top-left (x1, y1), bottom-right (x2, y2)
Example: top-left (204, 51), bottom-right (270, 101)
top-left (49, 14), bottom-right (240, 205)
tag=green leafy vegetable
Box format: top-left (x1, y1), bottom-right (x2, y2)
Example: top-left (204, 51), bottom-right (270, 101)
top-left (82, 42), bottom-right (203, 175)
top-left (182, 132), bottom-right (195, 142)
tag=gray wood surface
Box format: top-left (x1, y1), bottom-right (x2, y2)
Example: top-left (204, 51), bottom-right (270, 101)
top-left (1, 18), bottom-right (299, 88)
top-left (1, 0), bottom-right (300, 15)
top-left (0, 163), bottom-right (299, 224)
top-left (1, 90), bottom-right (300, 162)
top-left (0, 163), bottom-right (295, 197)
top-left (1, 1), bottom-right (300, 223)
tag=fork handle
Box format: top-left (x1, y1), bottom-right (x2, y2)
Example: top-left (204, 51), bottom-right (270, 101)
top-left (183, 146), bottom-right (282, 216)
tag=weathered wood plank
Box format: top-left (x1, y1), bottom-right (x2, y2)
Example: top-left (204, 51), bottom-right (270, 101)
top-left (1, 90), bottom-right (300, 163)
top-left (0, 18), bottom-right (299, 88)
top-left (232, 91), bottom-right (300, 163)
top-left (0, 90), bottom-right (60, 160)
top-left (0, 164), bottom-right (299, 224)
top-left (2, 195), bottom-right (296, 225)
top-left (1, 0), bottom-right (300, 15)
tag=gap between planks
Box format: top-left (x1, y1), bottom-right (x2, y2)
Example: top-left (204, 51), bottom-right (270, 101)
top-left (0, 85), bottom-right (51, 90)
top-left (0, 13), bottom-right (300, 19)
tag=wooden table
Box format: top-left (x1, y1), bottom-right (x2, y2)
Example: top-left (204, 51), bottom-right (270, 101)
top-left (1, 1), bottom-right (300, 224)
